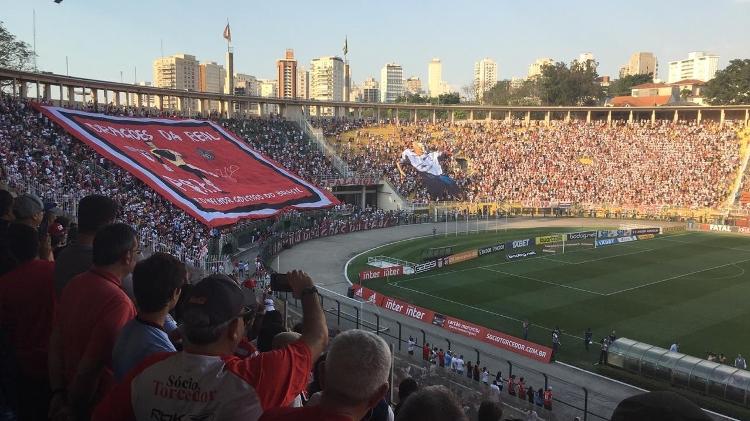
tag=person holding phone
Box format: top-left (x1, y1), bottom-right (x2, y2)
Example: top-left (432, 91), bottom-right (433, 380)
top-left (94, 271), bottom-right (328, 421)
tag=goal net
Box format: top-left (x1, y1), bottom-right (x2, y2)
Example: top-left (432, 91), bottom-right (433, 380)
top-left (560, 230), bottom-right (597, 253)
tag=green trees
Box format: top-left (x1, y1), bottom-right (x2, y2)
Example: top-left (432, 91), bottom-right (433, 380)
top-left (0, 21), bottom-right (35, 70)
top-left (607, 73), bottom-right (653, 97)
top-left (482, 60), bottom-right (603, 106)
top-left (703, 59), bottom-right (750, 105)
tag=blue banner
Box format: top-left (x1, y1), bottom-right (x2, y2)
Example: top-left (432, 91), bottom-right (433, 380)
top-left (505, 238), bottom-right (535, 250)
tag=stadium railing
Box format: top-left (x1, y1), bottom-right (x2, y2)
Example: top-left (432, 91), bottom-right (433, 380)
top-left (279, 286), bottom-right (613, 421)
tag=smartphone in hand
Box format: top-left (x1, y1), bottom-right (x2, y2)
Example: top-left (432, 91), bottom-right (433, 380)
top-left (270, 272), bottom-right (293, 292)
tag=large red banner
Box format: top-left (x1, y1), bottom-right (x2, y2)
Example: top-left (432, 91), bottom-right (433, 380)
top-left (36, 105), bottom-right (338, 227)
top-left (350, 286), bottom-right (552, 363)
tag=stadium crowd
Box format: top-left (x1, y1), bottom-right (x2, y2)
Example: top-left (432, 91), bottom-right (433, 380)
top-left (0, 97), bottom-right (739, 421)
top-left (320, 119), bottom-right (742, 208)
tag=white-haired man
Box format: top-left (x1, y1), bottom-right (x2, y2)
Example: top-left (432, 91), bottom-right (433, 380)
top-left (260, 329), bottom-right (392, 421)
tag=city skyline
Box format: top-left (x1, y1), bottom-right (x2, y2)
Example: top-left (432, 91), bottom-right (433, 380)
top-left (3, 0), bottom-right (749, 90)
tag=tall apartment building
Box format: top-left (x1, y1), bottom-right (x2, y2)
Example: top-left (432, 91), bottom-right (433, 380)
top-left (127, 82), bottom-right (157, 108)
top-left (258, 79), bottom-right (278, 114)
top-left (297, 66), bottom-right (309, 99)
top-left (668, 52), bottom-right (719, 83)
top-left (362, 77), bottom-right (379, 103)
top-left (405, 76), bottom-right (422, 95)
top-left (198, 61), bottom-right (226, 112)
top-left (624, 52), bottom-right (658, 78)
top-left (152, 53), bottom-right (199, 109)
top-left (276, 49), bottom-right (298, 99)
top-left (473, 58), bottom-right (497, 102)
top-left (380, 63), bottom-right (404, 103)
top-left (527, 57), bottom-right (554, 78)
top-left (310, 56), bottom-right (345, 102)
top-left (428, 58), bottom-right (444, 97)
top-left (234, 73), bottom-right (259, 96)
top-left (198, 61), bottom-right (226, 93)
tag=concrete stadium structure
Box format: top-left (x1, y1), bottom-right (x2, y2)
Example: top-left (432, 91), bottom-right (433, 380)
top-left (2, 68), bottom-right (749, 126)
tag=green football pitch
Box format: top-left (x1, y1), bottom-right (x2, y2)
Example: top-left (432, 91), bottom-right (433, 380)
top-left (348, 227), bottom-right (750, 368)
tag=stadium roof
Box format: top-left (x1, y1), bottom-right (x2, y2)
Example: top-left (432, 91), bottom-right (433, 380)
top-left (632, 82), bottom-right (671, 89)
top-left (609, 95), bottom-right (672, 107)
top-left (671, 79), bottom-right (706, 86)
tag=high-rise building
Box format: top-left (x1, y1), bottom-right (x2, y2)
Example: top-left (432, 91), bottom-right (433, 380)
top-left (310, 56), bottom-right (345, 102)
top-left (152, 53), bottom-right (199, 109)
top-left (362, 77), bottom-right (379, 103)
top-left (667, 52), bottom-right (719, 83)
top-left (276, 48), bottom-right (298, 98)
top-left (198, 61), bottom-right (226, 112)
top-left (618, 65), bottom-right (630, 79)
top-left (198, 61), bottom-right (226, 93)
top-left (349, 83), bottom-right (362, 102)
top-left (380, 63), bottom-right (404, 103)
top-left (473, 58), bottom-right (498, 102)
top-left (626, 52), bottom-right (658, 78)
top-left (234, 73), bottom-right (259, 96)
top-left (258, 79), bottom-right (278, 97)
top-left (127, 82), bottom-right (157, 108)
top-left (276, 49), bottom-right (298, 99)
top-left (527, 57), bottom-right (554, 78)
top-left (428, 58), bottom-right (444, 97)
top-left (259, 79), bottom-right (278, 114)
top-left (405, 76), bottom-right (422, 95)
top-left (577, 52), bottom-right (597, 71)
top-left (296, 67), bottom-right (309, 99)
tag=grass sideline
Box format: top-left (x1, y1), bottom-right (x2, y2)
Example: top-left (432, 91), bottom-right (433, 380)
top-left (349, 228), bottom-right (750, 371)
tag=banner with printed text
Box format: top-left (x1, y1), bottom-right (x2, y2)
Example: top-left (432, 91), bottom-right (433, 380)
top-left (35, 105), bottom-right (338, 227)
top-left (351, 285), bottom-right (553, 362)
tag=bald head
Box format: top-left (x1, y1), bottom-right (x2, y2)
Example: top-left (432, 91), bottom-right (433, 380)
top-left (272, 331), bottom-right (301, 350)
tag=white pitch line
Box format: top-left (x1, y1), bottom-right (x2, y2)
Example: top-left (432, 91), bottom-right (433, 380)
top-left (606, 257), bottom-right (750, 296)
top-left (394, 233), bottom-right (678, 287)
top-left (658, 236), bottom-right (750, 252)
top-left (570, 247), bottom-right (656, 264)
top-left (390, 283), bottom-right (588, 342)
top-left (481, 267), bottom-right (607, 296)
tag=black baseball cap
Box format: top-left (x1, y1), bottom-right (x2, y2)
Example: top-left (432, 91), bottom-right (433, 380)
top-left (182, 274), bottom-right (251, 328)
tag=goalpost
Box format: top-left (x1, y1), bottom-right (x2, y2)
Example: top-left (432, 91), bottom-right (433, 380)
top-left (538, 231), bottom-right (598, 255)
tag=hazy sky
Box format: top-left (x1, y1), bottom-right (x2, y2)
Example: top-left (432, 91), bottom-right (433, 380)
top-left (2, 0), bottom-right (749, 89)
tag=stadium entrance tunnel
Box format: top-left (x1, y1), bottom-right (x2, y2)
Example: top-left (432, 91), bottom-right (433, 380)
top-left (607, 338), bottom-right (750, 408)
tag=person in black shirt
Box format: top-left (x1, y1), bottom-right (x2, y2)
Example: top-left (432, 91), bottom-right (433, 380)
top-left (584, 327), bottom-right (593, 351)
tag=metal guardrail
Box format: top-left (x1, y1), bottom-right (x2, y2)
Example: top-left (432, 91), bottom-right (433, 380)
top-left (278, 287), bottom-right (611, 420)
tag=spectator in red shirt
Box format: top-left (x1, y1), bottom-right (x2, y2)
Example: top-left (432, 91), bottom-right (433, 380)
top-left (422, 342), bottom-right (430, 361)
top-left (260, 329), bottom-right (392, 421)
top-left (48, 223), bottom-right (139, 420)
top-left (93, 271), bottom-right (327, 421)
top-left (0, 223), bottom-right (56, 420)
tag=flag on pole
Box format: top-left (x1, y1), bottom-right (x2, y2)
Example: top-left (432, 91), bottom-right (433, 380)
top-left (223, 23), bottom-right (232, 42)
top-left (343, 36), bottom-right (348, 56)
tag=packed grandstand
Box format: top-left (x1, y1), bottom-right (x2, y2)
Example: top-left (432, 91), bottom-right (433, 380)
top-left (2, 87), bottom-right (750, 421)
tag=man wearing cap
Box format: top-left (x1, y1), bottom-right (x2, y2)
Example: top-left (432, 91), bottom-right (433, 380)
top-left (93, 270), bottom-right (328, 421)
